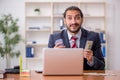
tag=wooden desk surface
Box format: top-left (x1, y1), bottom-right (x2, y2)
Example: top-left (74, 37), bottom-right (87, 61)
top-left (1, 70), bottom-right (120, 80)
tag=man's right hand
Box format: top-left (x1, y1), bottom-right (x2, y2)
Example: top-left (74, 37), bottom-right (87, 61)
top-left (54, 42), bottom-right (65, 48)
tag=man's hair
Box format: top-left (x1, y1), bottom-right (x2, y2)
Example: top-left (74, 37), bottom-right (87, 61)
top-left (63, 6), bottom-right (83, 18)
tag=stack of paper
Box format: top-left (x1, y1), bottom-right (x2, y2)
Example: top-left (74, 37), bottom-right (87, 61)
top-left (0, 70), bottom-right (5, 78)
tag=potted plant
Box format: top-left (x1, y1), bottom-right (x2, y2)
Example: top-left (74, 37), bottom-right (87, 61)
top-left (0, 14), bottom-right (23, 68)
top-left (34, 8), bottom-right (40, 15)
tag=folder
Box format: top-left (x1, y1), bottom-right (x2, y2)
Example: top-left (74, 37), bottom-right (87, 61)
top-left (26, 47), bottom-right (34, 57)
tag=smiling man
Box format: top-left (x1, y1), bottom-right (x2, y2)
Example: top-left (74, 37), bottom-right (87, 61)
top-left (48, 6), bottom-right (105, 70)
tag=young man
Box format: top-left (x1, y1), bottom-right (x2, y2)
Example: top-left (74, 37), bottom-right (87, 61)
top-left (48, 6), bottom-right (105, 70)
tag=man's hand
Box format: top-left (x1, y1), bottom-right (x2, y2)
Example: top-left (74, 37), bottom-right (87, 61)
top-left (54, 42), bottom-right (65, 48)
top-left (84, 49), bottom-right (93, 63)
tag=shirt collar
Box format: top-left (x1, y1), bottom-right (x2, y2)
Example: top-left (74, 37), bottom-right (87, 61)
top-left (67, 28), bottom-right (81, 40)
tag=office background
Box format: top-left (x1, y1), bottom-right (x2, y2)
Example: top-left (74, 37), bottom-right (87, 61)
top-left (0, 0), bottom-right (120, 70)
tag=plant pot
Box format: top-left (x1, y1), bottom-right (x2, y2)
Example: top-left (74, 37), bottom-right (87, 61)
top-left (34, 12), bottom-right (40, 16)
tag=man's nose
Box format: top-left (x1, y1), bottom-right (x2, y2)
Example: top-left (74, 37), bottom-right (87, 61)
top-left (71, 18), bottom-right (76, 24)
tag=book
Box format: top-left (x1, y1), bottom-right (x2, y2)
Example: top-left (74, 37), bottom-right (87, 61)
top-left (26, 47), bottom-right (34, 57)
top-left (99, 32), bottom-right (106, 43)
top-left (0, 70), bottom-right (5, 78)
top-left (101, 45), bottom-right (106, 57)
top-left (20, 70), bottom-right (30, 77)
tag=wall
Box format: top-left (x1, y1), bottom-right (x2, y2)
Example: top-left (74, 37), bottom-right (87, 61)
top-left (106, 0), bottom-right (120, 70)
top-left (0, 0), bottom-right (120, 70)
top-left (0, 0), bottom-right (26, 69)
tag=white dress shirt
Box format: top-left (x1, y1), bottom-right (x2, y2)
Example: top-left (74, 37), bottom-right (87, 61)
top-left (67, 29), bottom-right (94, 66)
top-left (67, 29), bottom-right (81, 48)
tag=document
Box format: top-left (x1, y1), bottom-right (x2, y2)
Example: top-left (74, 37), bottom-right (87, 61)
top-left (83, 73), bottom-right (116, 76)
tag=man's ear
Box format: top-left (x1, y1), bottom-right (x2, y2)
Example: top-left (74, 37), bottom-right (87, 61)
top-left (64, 18), bottom-right (66, 25)
top-left (81, 18), bottom-right (84, 23)
top-left (81, 18), bottom-right (83, 23)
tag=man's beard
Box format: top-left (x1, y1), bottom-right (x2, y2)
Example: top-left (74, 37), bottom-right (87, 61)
top-left (66, 23), bottom-right (81, 34)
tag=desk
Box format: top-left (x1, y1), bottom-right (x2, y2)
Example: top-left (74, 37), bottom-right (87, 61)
top-left (1, 70), bottom-right (120, 80)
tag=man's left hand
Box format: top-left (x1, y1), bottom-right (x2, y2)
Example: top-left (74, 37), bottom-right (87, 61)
top-left (83, 49), bottom-right (93, 63)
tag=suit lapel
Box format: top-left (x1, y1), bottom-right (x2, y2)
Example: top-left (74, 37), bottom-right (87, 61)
top-left (62, 30), bottom-right (71, 48)
top-left (62, 28), bottom-right (88, 48)
top-left (79, 28), bottom-right (87, 48)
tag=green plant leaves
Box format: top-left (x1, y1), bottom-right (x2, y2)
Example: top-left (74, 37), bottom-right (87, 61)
top-left (0, 14), bottom-right (23, 58)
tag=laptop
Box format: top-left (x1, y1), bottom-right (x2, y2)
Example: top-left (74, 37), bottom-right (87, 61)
top-left (42, 48), bottom-right (84, 75)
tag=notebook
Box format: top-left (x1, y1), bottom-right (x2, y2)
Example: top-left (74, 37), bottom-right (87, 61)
top-left (42, 48), bottom-right (84, 75)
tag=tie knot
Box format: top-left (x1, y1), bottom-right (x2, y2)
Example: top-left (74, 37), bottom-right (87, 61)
top-left (71, 36), bottom-right (77, 41)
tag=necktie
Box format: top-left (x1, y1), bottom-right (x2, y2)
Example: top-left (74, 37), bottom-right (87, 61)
top-left (71, 36), bottom-right (77, 48)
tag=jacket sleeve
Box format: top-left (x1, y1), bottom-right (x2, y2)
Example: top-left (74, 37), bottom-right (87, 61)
top-left (92, 56), bottom-right (105, 70)
top-left (91, 33), bottom-right (105, 70)
top-left (48, 34), bottom-right (55, 48)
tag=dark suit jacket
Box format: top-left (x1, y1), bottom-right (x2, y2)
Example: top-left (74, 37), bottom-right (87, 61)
top-left (48, 28), bottom-right (105, 70)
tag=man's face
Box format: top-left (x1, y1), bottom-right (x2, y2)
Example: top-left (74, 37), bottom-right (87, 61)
top-left (64, 10), bottom-right (83, 34)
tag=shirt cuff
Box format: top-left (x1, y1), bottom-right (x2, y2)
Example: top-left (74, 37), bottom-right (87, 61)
top-left (87, 56), bottom-right (94, 67)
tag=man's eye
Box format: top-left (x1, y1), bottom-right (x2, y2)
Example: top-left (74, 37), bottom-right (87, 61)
top-left (75, 16), bottom-right (81, 20)
top-left (67, 17), bottom-right (72, 20)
